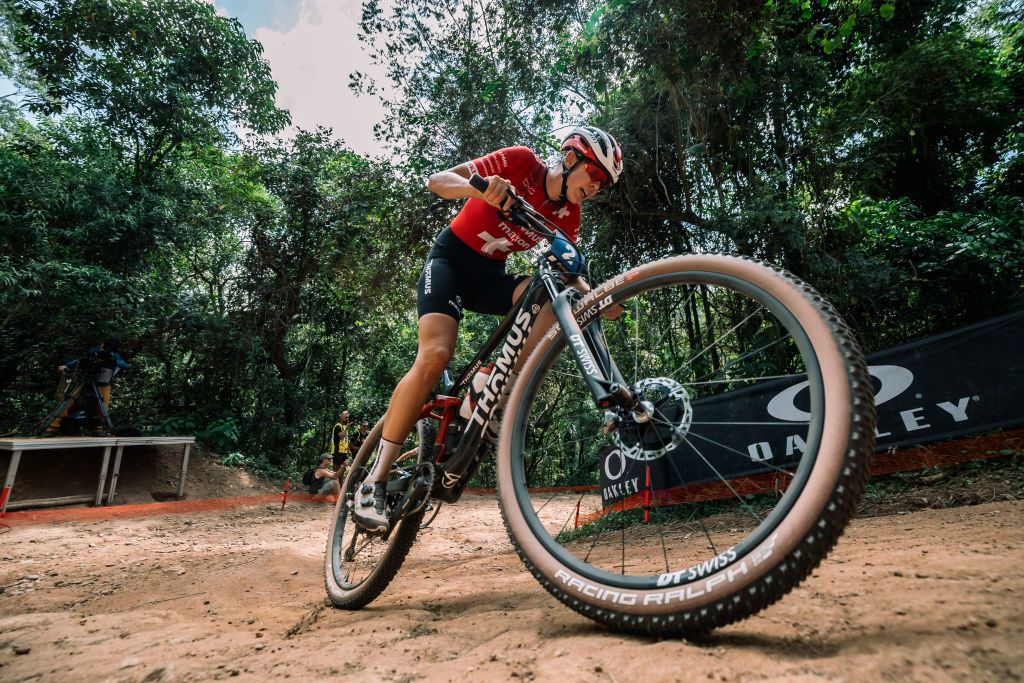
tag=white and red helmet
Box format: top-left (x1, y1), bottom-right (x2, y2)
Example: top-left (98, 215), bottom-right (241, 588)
top-left (561, 125), bottom-right (623, 185)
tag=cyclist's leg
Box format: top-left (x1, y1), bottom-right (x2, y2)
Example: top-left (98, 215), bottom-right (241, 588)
top-left (353, 249), bottom-right (465, 531)
top-left (353, 313), bottom-right (456, 531)
top-left (374, 312), bottom-right (458, 474)
top-left (364, 249), bottom-right (464, 487)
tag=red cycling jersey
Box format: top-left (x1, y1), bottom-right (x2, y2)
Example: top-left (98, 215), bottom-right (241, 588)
top-left (450, 147), bottom-right (580, 260)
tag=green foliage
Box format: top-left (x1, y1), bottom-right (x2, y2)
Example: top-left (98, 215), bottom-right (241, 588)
top-left (8, 0), bottom-right (289, 176)
top-left (219, 451), bottom-right (250, 468)
top-left (196, 416), bottom-right (240, 454)
top-left (843, 196), bottom-right (1024, 346)
top-left (153, 416), bottom-right (199, 436)
top-left (1, 0), bottom-right (1021, 487)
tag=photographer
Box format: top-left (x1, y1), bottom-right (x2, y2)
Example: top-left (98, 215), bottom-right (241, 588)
top-left (43, 339), bottom-right (129, 436)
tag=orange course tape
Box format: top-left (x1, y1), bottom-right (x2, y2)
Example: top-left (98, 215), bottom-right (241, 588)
top-left (1, 492), bottom-right (333, 528)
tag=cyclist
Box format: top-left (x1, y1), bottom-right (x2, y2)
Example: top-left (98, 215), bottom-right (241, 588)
top-left (352, 125), bottom-right (623, 532)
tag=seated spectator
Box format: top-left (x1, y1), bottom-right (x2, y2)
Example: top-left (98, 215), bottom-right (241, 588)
top-left (309, 453), bottom-right (340, 502)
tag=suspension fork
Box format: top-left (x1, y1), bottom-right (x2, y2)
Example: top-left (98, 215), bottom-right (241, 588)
top-left (547, 279), bottom-right (634, 410)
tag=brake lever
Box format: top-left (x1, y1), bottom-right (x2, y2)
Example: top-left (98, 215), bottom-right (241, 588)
top-left (469, 172), bottom-right (556, 236)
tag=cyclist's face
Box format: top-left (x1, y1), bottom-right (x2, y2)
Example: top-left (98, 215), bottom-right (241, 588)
top-left (565, 160), bottom-right (606, 204)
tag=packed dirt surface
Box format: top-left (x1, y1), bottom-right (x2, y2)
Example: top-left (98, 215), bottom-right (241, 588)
top-left (1, 489), bottom-right (1022, 682)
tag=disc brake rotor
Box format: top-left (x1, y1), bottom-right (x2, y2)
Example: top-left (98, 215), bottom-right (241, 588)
top-left (611, 377), bottom-right (693, 461)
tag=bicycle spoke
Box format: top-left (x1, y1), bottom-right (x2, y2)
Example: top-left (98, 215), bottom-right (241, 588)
top-left (660, 435), bottom-right (718, 557)
top-left (646, 466), bottom-right (672, 575)
top-left (526, 431), bottom-right (605, 457)
top-left (583, 497), bottom-right (619, 563)
top-left (641, 414), bottom-right (722, 563)
top-left (688, 420), bottom-right (810, 426)
top-left (682, 373), bottom-right (803, 387)
top-left (668, 307), bottom-right (764, 384)
top-left (632, 296), bottom-right (640, 385)
top-left (620, 503), bottom-right (626, 575)
top-left (681, 436), bottom-right (765, 525)
top-left (689, 331), bottom-right (796, 386)
top-left (683, 427), bottom-right (797, 479)
top-left (534, 491), bottom-right (559, 517)
top-left (533, 404), bottom-right (601, 427)
top-left (555, 491), bottom-right (590, 539)
top-left (547, 367), bottom-right (586, 382)
top-left (641, 286), bottom-right (699, 367)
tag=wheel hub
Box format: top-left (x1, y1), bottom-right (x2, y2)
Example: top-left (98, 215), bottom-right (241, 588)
top-left (610, 377), bottom-right (692, 461)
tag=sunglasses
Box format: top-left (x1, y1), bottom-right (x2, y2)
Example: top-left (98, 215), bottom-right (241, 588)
top-left (582, 161), bottom-right (609, 190)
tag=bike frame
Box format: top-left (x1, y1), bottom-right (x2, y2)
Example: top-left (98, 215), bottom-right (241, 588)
top-left (417, 242), bottom-right (632, 503)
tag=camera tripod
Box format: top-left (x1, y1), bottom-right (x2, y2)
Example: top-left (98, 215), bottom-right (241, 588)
top-left (33, 371), bottom-right (117, 437)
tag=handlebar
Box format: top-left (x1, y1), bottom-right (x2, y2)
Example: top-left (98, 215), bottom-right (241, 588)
top-left (467, 172), bottom-right (492, 194)
top-left (468, 173), bottom-right (561, 243)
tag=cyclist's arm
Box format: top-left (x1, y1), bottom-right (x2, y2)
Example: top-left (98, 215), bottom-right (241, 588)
top-left (427, 163), bottom-right (515, 211)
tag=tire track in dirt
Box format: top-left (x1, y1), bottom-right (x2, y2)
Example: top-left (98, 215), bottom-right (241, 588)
top-left (0, 497), bottom-right (1021, 682)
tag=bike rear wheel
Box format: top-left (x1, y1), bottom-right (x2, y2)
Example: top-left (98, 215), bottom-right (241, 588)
top-left (497, 254), bottom-right (875, 636)
top-left (324, 418), bottom-right (434, 609)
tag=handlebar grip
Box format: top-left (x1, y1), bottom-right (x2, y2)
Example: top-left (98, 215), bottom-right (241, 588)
top-left (468, 173), bottom-right (489, 193)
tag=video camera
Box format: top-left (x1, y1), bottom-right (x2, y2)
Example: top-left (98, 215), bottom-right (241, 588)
top-left (77, 340), bottom-right (122, 385)
top-left (78, 348), bottom-right (114, 371)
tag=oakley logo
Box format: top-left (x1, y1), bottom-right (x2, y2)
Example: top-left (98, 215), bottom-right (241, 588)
top-left (767, 365), bottom-right (914, 422)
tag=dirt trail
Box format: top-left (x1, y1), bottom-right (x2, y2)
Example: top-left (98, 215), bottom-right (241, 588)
top-left (0, 495), bottom-right (1021, 682)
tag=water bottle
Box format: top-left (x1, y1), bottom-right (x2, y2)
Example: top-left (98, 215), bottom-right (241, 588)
top-left (458, 364), bottom-right (493, 421)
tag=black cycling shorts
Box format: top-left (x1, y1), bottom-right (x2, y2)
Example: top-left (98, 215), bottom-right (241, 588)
top-left (416, 228), bottom-right (527, 321)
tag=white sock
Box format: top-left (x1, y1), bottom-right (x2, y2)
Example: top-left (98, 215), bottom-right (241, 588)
top-left (366, 438), bottom-right (402, 483)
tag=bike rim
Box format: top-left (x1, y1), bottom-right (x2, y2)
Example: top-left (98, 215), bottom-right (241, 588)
top-left (508, 270), bottom-right (828, 591)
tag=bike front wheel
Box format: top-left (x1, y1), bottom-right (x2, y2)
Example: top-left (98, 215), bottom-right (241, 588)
top-left (496, 254), bottom-right (876, 636)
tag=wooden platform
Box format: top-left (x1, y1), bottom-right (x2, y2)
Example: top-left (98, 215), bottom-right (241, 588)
top-left (0, 436), bottom-right (195, 513)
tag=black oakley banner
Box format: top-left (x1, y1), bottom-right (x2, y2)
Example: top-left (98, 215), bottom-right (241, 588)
top-left (600, 311), bottom-right (1024, 507)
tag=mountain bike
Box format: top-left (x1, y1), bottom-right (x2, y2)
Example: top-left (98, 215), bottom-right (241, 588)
top-left (323, 174), bottom-right (876, 636)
